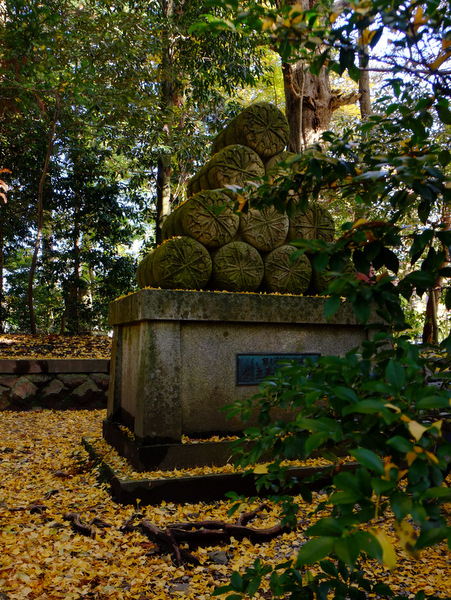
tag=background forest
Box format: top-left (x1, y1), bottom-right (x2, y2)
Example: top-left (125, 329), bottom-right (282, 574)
top-left (0, 0), bottom-right (450, 343)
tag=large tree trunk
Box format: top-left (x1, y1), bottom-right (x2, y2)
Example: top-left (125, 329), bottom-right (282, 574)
top-left (155, 0), bottom-right (175, 245)
top-left (283, 60), bottom-right (360, 152)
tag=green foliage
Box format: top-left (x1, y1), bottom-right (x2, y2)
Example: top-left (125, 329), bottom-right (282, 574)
top-left (222, 336), bottom-right (451, 598)
top-left (197, 0), bottom-right (451, 598)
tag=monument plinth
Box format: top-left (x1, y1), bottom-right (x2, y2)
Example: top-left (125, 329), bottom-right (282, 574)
top-left (104, 288), bottom-right (371, 471)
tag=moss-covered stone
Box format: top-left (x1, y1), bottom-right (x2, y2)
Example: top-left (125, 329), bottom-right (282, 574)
top-left (288, 202), bottom-right (335, 242)
top-left (265, 151), bottom-right (298, 178)
top-left (177, 190), bottom-right (239, 248)
top-left (264, 244), bottom-right (312, 294)
top-left (187, 144), bottom-right (264, 197)
top-left (211, 241), bottom-right (264, 292)
top-left (212, 102), bottom-right (290, 161)
top-left (152, 236), bottom-right (212, 290)
top-left (137, 252), bottom-right (157, 289)
top-left (161, 210), bottom-right (176, 241)
top-left (239, 206), bottom-right (289, 252)
top-left (312, 259), bottom-right (356, 293)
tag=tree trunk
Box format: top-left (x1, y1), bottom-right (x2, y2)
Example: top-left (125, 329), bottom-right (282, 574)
top-left (358, 45), bottom-right (372, 118)
top-left (422, 203), bottom-right (451, 344)
top-left (281, 0), bottom-right (360, 152)
top-left (155, 0), bottom-right (175, 245)
top-left (60, 206), bottom-right (81, 334)
top-left (0, 222), bottom-right (4, 333)
top-left (28, 100), bottom-right (58, 335)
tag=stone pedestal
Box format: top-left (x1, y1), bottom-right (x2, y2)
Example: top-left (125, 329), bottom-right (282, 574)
top-left (104, 289), bottom-right (372, 469)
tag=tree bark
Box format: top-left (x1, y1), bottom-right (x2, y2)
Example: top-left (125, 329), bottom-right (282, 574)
top-left (28, 99), bottom-right (59, 335)
top-left (422, 203), bottom-right (451, 344)
top-left (358, 46), bottom-right (372, 118)
top-left (282, 0), bottom-right (360, 152)
top-left (155, 0), bottom-right (175, 245)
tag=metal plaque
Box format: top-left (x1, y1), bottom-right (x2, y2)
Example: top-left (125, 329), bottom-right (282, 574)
top-left (236, 353), bottom-right (320, 386)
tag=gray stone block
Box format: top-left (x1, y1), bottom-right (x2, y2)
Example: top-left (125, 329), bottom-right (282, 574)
top-left (107, 289), bottom-right (374, 449)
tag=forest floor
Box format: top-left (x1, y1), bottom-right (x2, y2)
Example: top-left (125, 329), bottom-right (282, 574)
top-left (0, 335), bottom-right (450, 599)
top-left (1, 411), bottom-right (450, 599)
top-left (0, 333), bottom-right (112, 360)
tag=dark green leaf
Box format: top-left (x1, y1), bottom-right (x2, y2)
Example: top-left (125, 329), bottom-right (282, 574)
top-left (385, 360), bottom-right (405, 392)
top-left (296, 536), bottom-right (335, 565)
top-left (350, 449), bottom-right (385, 475)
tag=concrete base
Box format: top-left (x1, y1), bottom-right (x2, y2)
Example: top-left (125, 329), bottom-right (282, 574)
top-left (105, 289), bottom-right (372, 469)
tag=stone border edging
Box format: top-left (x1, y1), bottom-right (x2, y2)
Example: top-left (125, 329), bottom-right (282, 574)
top-left (83, 436), bottom-right (358, 505)
top-left (0, 359), bottom-right (110, 410)
top-left (0, 359), bottom-right (109, 374)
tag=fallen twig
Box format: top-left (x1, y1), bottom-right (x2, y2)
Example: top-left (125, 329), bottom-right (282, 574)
top-left (63, 512), bottom-right (96, 538)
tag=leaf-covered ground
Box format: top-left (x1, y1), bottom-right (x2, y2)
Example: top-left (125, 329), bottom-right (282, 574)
top-left (0, 410), bottom-right (450, 599)
top-left (0, 334), bottom-right (112, 360)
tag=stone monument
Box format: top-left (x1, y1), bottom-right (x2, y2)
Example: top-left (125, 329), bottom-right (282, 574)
top-left (103, 102), bottom-right (371, 472)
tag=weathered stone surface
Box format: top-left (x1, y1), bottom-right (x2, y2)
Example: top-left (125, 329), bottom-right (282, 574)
top-left (263, 244), bottom-right (312, 294)
top-left (41, 378), bottom-right (66, 398)
top-left (239, 206), bottom-right (289, 252)
top-left (107, 289), bottom-right (373, 449)
top-left (211, 102), bottom-right (290, 160)
top-left (109, 288), bottom-right (363, 327)
top-left (288, 202), bottom-right (335, 242)
top-left (58, 374), bottom-right (90, 388)
top-left (27, 374), bottom-right (52, 384)
top-left (11, 377), bottom-right (38, 400)
top-left (90, 373), bottom-right (109, 389)
top-left (187, 144), bottom-right (265, 197)
top-left (73, 379), bottom-right (101, 400)
top-left (0, 375), bottom-right (20, 388)
top-left (151, 237), bottom-right (212, 290)
top-left (211, 241), bottom-right (264, 292)
top-left (178, 190), bottom-right (239, 248)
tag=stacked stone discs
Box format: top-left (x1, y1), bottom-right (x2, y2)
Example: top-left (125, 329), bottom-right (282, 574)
top-left (137, 102), bottom-right (341, 294)
top-left (211, 101), bottom-right (290, 160)
top-left (137, 237), bottom-right (212, 291)
top-left (186, 145), bottom-right (265, 198)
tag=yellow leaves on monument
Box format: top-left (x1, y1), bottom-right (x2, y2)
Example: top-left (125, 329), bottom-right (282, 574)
top-left (253, 463), bottom-right (269, 474)
top-left (371, 528), bottom-right (397, 571)
top-left (394, 520), bottom-right (419, 558)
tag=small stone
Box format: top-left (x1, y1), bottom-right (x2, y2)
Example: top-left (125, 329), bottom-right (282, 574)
top-left (0, 375), bottom-right (20, 389)
top-left (208, 550), bottom-right (229, 565)
top-left (58, 374), bottom-right (90, 388)
top-left (90, 373), bottom-right (109, 389)
top-left (11, 377), bottom-right (38, 400)
top-left (171, 583), bottom-right (190, 594)
top-left (41, 379), bottom-right (66, 397)
top-left (73, 379), bottom-right (101, 400)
